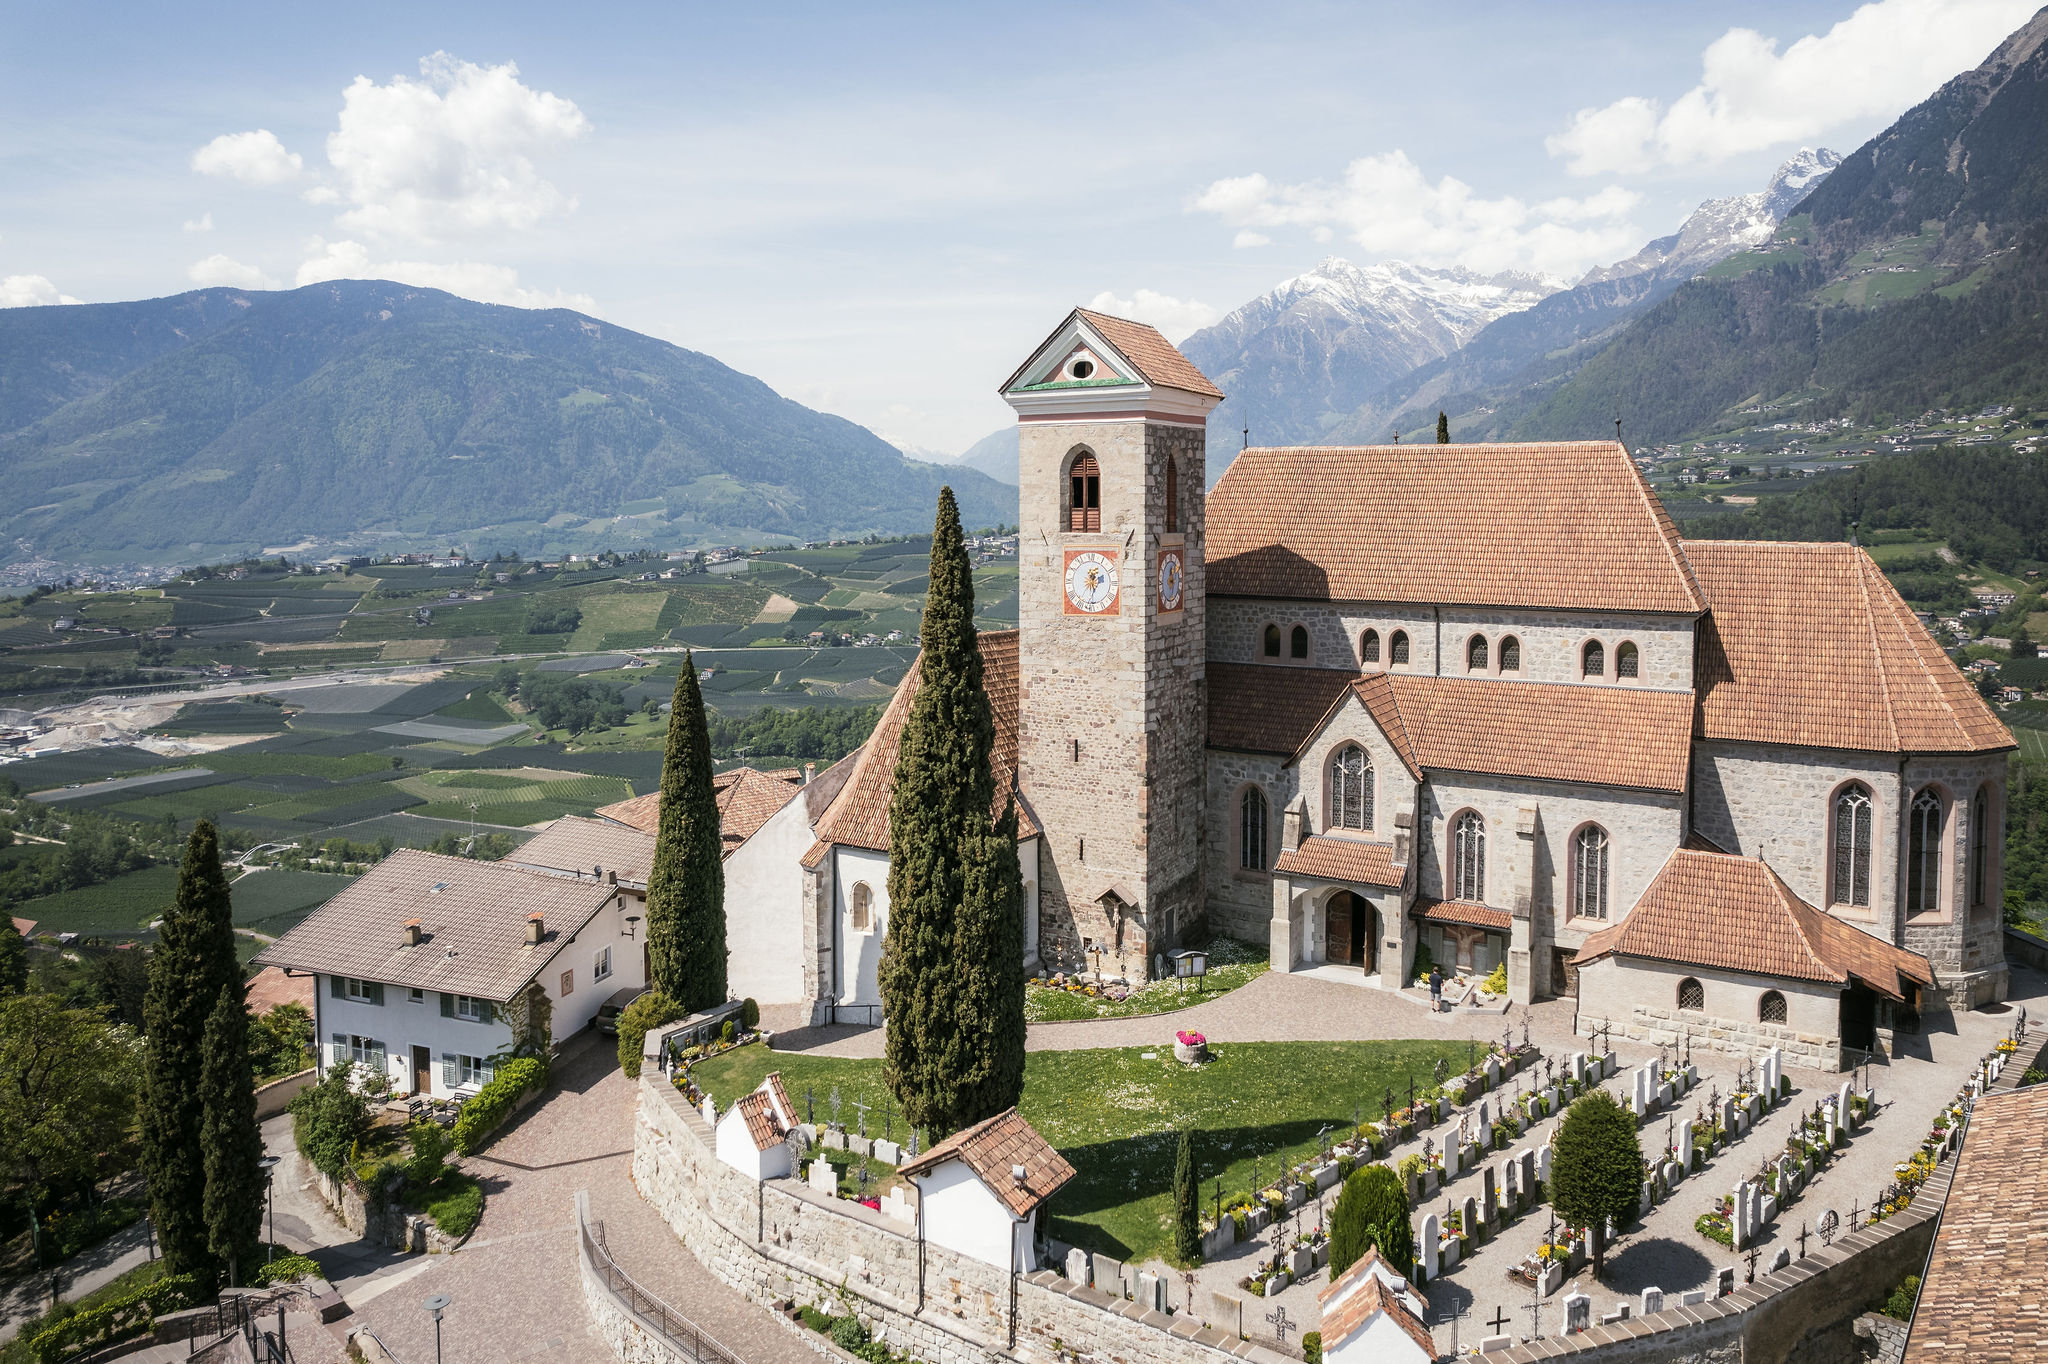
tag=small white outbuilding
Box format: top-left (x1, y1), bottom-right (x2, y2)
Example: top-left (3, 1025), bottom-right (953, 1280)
top-left (1317, 1249), bottom-right (1433, 1364)
top-left (897, 1108), bottom-right (1075, 1273)
top-left (714, 1072), bottom-right (799, 1181)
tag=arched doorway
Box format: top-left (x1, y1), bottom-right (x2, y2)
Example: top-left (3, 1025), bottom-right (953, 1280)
top-left (1323, 892), bottom-right (1377, 972)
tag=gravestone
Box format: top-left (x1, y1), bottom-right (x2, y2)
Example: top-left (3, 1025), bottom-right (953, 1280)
top-left (1246, 1206), bottom-right (1271, 1234)
top-left (1777, 1154), bottom-right (1796, 1196)
top-left (1264, 1275), bottom-right (1287, 1298)
top-left (848, 1135), bottom-right (873, 1157)
top-left (1642, 1287), bottom-right (1665, 1316)
top-left (1733, 1179), bottom-right (1754, 1247)
top-left (1717, 1267), bottom-right (1736, 1297)
top-left (1721, 1096), bottom-right (1739, 1136)
top-left (1838, 1080), bottom-right (1855, 1131)
top-left (1066, 1248), bottom-right (1090, 1286)
top-left (1680, 1289), bottom-right (1707, 1306)
top-left (1420, 1212), bottom-right (1440, 1278)
top-left (809, 1158), bottom-right (838, 1194)
top-left (1569, 1051), bottom-right (1586, 1083)
top-left (1209, 1291), bottom-right (1242, 1337)
top-left (1641, 1180), bottom-right (1654, 1215)
top-left (1769, 1247), bottom-right (1791, 1274)
top-left (1406, 1171), bottom-right (1421, 1206)
top-left (1485, 1056), bottom-right (1501, 1089)
top-left (1313, 1162), bottom-right (1341, 1192)
top-left (1563, 1292), bottom-right (1592, 1334)
top-left (1601, 1305), bottom-right (1632, 1326)
top-left (1543, 1085), bottom-right (1558, 1112)
top-left (1501, 1158), bottom-right (1519, 1207)
top-left (1535, 1145), bottom-right (1553, 1188)
top-left (1479, 1337), bottom-right (1513, 1354)
top-left (1518, 1149), bottom-right (1537, 1198)
top-left (1289, 1246), bottom-right (1313, 1278)
top-left (1761, 1194), bottom-right (1778, 1225)
top-left (1137, 1271), bottom-right (1165, 1312)
top-left (701, 1096), bottom-right (718, 1123)
top-left (1463, 1194), bottom-right (1482, 1237)
top-left (1096, 1255), bottom-right (1128, 1298)
top-left (1665, 1160), bottom-right (1684, 1188)
top-left (1541, 1261), bottom-right (1564, 1297)
top-left (1481, 1165), bottom-right (1497, 1216)
top-left (873, 1138), bottom-right (901, 1165)
top-left (1658, 1082), bottom-right (1674, 1108)
top-left (1477, 1097), bottom-right (1492, 1133)
top-left (1445, 1145), bottom-right (1461, 1178)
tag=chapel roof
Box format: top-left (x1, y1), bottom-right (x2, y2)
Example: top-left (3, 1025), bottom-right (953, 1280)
top-left (1684, 540), bottom-right (2013, 755)
top-left (1317, 1249), bottom-right (1434, 1359)
top-left (1207, 441), bottom-right (1703, 613)
top-left (1573, 845), bottom-right (1935, 1000)
top-left (801, 630), bottom-right (1037, 866)
top-left (1273, 835), bottom-right (1401, 887)
top-left (1002, 308), bottom-right (1224, 400)
top-left (897, 1108), bottom-right (1076, 1218)
top-left (594, 764), bottom-right (807, 852)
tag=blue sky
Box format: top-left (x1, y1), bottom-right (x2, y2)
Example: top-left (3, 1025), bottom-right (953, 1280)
top-left (0, 0), bottom-right (2035, 452)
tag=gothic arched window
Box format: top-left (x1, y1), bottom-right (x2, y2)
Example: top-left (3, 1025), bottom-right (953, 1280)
top-left (1572, 825), bottom-right (1610, 919)
top-left (1906, 788), bottom-right (1944, 917)
top-left (1833, 784), bottom-right (1873, 907)
top-left (1164, 457), bottom-right (1179, 534)
top-left (1240, 786), bottom-right (1268, 872)
top-left (1616, 641), bottom-right (1640, 679)
top-left (1499, 636), bottom-right (1521, 672)
top-left (1390, 630), bottom-right (1410, 666)
top-left (1759, 990), bottom-right (1787, 1025)
top-left (1582, 640), bottom-right (1605, 679)
top-left (850, 882), bottom-right (874, 933)
top-left (1467, 634), bottom-right (1489, 671)
top-left (1068, 452), bottom-right (1101, 532)
top-left (1678, 977), bottom-right (1704, 1012)
top-left (1971, 786), bottom-right (1990, 912)
top-left (1361, 629), bottom-right (1381, 665)
top-left (1452, 811), bottom-right (1485, 902)
top-left (1331, 746), bottom-right (1372, 831)
top-left (1290, 625), bottom-right (1310, 661)
top-left (1263, 624), bottom-right (1282, 659)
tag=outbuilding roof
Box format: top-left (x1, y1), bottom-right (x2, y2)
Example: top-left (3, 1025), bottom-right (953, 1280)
top-left (595, 765), bottom-right (807, 853)
top-left (253, 849), bottom-right (616, 1003)
top-left (1573, 846), bottom-right (1935, 1000)
top-left (1317, 1249), bottom-right (1434, 1359)
top-left (734, 1090), bottom-right (788, 1153)
top-left (512, 815), bottom-right (656, 886)
top-left (1273, 835), bottom-right (1401, 887)
top-left (897, 1108), bottom-right (1075, 1218)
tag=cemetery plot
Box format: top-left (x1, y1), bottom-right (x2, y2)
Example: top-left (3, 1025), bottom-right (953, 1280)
top-left (1027, 937), bottom-right (1270, 1021)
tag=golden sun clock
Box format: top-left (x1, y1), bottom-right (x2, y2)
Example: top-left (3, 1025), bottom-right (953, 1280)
top-left (1063, 548), bottom-right (1120, 615)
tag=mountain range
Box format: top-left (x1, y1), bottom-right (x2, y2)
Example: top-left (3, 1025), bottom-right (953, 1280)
top-left (0, 282), bottom-right (1014, 567)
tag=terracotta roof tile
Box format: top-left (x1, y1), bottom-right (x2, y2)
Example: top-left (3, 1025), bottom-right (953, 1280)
top-left (11, 917), bottom-right (35, 938)
top-left (1416, 899), bottom-right (1512, 931)
top-left (1069, 309), bottom-right (1225, 399)
top-left (1574, 846), bottom-right (1934, 999)
top-left (898, 1108), bottom-right (1076, 1217)
top-left (807, 631), bottom-right (1038, 858)
top-left (1686, 541), bottom-right (2013, 754)
top-left (1273, 836), bottom-right (1401, 887)
top-left (1207, 664), bottom-right (1362, 755)
top-left (595, 766), bottom-right (806, 853)
top-left (1208, 442), bottom-right (1703, 613)
top-left (243, 965), bottom-right (314, 1017)
top-left (734, 1090), bottom-right (787, 1152)
top-left (764, 1072), bottom-right (796, 1128)
top-left (1317, 1250), bottom-right (1434, 1359)
top-left (512, 815), bottom-right (656, 884)
top-left (1903, 1083), bottom-right (2048, 1364)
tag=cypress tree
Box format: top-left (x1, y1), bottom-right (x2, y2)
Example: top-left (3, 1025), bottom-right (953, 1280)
top-left (1436, 411), bottom-right (1450, 444)
top-left (0, 912), bottom-right (26, 996)
top-left (646, 652), bottom-right (726, 1011)
top-left (141, 821), bottom-right (240, 1277)
top-left (1550, 1089), bottom-right (1642, 1277)
top-left (199, 984), bottom-right (263, 1283)
top-left (1328, 1163), bottom-right (1412, 1280)
top-left (1173, 1129), bottom-right (1202, 1265)
top-left (881, 488), bottom-right (1022, 1136)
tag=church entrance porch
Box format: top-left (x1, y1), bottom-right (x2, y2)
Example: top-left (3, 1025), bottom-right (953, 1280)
top-left (1323, 891), bottom-right (1376, 973)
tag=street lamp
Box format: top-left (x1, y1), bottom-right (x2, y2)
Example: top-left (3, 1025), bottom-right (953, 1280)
top-left (423, 1293), bottom-right (452, 1364)
top-left (259, 1155), bottom-right (282, 1264)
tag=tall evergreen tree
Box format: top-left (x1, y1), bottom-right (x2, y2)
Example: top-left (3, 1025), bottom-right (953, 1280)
top-left (141, 821), bottom-right (240, 1277)
top-left (1550, 1089), bottom-right (1643, 1277)
top-left (199, 985), bottom-right (262, 1284)
top-left (1436, 411), bottom-right (1450, 444)
top-left (0, 912), bottom-right (26, 996)
top-left (1173, 1129), bottom-right (1202, 1265)
top-left (880, 487), bottom-right (1024, 1136)
top-left (1328, 1162), bottom-right (1413, 1280)
top-left (645, 652), bottom-right (726, 1011)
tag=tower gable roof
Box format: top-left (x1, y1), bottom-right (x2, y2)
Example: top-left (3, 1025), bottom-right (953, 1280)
top-left (1000, 308), bottom-right (1223, 400)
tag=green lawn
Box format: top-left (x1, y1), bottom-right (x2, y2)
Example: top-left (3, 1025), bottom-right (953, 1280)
top-left (690, 1038), bottom-right (1469, 1266)
top-left (1025, 937), bottom-right (1268, 1021)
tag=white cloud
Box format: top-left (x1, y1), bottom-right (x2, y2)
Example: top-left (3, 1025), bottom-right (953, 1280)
top-left (1190, 150), bottom-right (1642, 280)
top-left (1547, 0), bottom-right (2039, 174)
top-left (1231, 230), bottom-right (1271, 249)
top-left (295, 237), bottom-right (596, 311)
top-left (191, 129), bottom-right (304, 184)
top-left (0, 275), bottom-right (81, 307)
top-left (187, 254), bottom-right (278, 289)
top-left (1085, 289), bottom-right (1220, 343)
top-left (182, 212), bottom-right (214, 233)
top-left (323, 52), bottom-right (591, 242)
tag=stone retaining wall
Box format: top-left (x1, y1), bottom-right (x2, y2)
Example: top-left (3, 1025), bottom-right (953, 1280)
top-left (632, 1074), bottom-right (1294, 1364)
top-left (253, 1069), bottom-right (313, 1121)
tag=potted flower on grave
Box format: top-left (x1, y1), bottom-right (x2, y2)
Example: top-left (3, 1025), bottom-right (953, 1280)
top-left (1174, 1029), bottom-right (1208, 1064)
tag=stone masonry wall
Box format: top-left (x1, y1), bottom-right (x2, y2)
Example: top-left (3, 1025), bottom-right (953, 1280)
top-left (1575, 958), bottom-right (1847, 1070)
top-left (632, 1075), bottom-right (1290, 1364)
top-left (1202, 748), bottom-right (1295, 943)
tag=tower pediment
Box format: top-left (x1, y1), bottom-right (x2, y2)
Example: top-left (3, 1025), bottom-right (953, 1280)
top-left (1001, 308), bottom-right (1222, 423)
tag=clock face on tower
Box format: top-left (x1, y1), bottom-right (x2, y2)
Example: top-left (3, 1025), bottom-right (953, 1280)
top-left (1063, 549), bottom-right (1121, 615)
top-left (1156, 549), bottom-right (1184, 614)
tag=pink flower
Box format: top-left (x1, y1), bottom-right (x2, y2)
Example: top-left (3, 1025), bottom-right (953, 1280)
top-left (1177, 1030), bottom-right (1207, 1047)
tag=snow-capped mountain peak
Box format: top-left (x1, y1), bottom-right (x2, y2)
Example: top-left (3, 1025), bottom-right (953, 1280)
top-left (1577, 148), bottom-right (1841, 287)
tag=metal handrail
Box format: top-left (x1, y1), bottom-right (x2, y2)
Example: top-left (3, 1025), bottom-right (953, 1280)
top-left (581, 1216), bottom-right (745, 1364)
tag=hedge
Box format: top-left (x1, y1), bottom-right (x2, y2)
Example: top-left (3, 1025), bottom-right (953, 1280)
top-left (253, 1255), bottom-right (322, 1286)
top-left (29, 1272), bottom-right (204, 1363)
top-left (451, 1056), bottom-right (548, 1155)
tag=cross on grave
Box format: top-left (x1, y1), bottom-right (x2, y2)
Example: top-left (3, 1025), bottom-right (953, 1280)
top-left (1545, 1209), bottom-right (1559, 1249)
top-left (1213, 1178), bottom-right (1222, 1228)
top-left (906, 1127), bottom-right (919, 1158)
top-left (1797, 1222), bottom-right (1809, 1258)
top-left (856, 1161), bottom-right (871, 1195)
top-left (1503, 1024), bottom-right (1514, 1055)
top-left (1522, 1012), bottom-right (1531, 1050)
top-left (1264, 1305), bottom-right (1295, 1345)
top-left (1437, 1301), bottom-right (1470, 1359)
top-left (1408, 1075), bottom-right (1417, 1114)
top-left (1469, 1040), bottom-right (1479, 1073)
top-left (1423, 1134), bottom-right (1436, 1165)
top-left (852, 1100), bottom-right (870, 1138)
top-left (1745, 1247), bottom-right (1761, 1284)
top-left (1819, 1209), bottom-right (1839, 1247)
top-left (1183, 1271), bottom-right (1198, 1314)
top-left (1658, 1040), bottom-right (1668, 1071)
top-left (1489, 1307), bottom-right (1512, 1337)
top-left (1665, 1115), bottom-right (1675, 1159)
top-left (1524, 1292), bottom-right (1545, 1343)
top-left (829, 1086), bottom-right (842, 1128)
top-left (805, 1085), bottom-right (816, 1125)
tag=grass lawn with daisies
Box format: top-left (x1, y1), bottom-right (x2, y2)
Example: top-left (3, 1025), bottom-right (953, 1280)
top-left (689, 1037), bottom-right (1469, 1267)
top-left (1024, 936), bottom-right (1270, 1022)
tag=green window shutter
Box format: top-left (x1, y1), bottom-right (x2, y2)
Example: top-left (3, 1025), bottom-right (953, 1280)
top-left (481, 1057), bottom-right (496, 1084)
top-left (331, 976), bottom-right (345, 999)
top-left (440, 993), bottom-right (454, 1018)
top-left (480, 1001), bottom-right (497, 1026)
top-left (366, 982), bottom-right (385, 1007)
top-left (442, 1053), bottom-right (457, 1087)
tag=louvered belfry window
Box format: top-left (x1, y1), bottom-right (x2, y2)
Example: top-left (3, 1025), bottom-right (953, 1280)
top-left (1069, 453), bottom-right (1101, 531)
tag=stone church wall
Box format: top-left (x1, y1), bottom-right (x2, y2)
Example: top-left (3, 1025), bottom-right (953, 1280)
top-left (1574, 958), bottom-right (1847, 1070)
top-left (1202, 748), bottom-right (1296, 943)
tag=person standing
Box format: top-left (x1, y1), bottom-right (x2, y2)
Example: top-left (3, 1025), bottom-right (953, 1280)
top-left (1428, 964), bottom-right (1446, 1015)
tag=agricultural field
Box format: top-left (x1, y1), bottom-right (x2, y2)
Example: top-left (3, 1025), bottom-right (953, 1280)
top-left (14, 865), bottom-right (181, 940)
top-left (227, 868), bottom-right (359, 937)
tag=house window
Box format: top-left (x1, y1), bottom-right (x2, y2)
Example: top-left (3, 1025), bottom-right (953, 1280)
top-left (1678, 978), bottom-right (1704, 1011)
top-left (1467, 634), bottom-right (1488, 671)
top-left (408, 987), bottom-right (425, 1004)
top-left (457, 1054), bottom-right (491, 1087)
top-left (1263, 624), bottom-right (1282, 659)
top-left (348, 1035), bottom-right (383, 1067)
top-left (1906, 788), bottom-right (1944, 917)
top-left (1452, 811), bottom-right (1485, 902)
top-left (1360, 629), bottom-right (1380, 664)
top-left (1615, 642), bottom-right (1639, 679)
top-left (1498, 636), bottom-right (1520, 672)
top-left (1572, 825), bottom-right (1609, 919)
top-left (1068, 452), bottom-right (1101, 532)
top-left (593, 946), bottom-right (613, 981)
top-left (1240, 787), bottom-right (1269, 871)
top-left (1389, 630), bottom-right (1410, 666)
top-left (560, 971), bottom-right (574, 996)
top-left (1581, 640), bottom-right (1604, 679)
top-left (1759, 990), bottom-right (1787, 1025)
top-left (453, 995), bottom-right (488, 1022)
top-left (343, 977), bottom-right (374, 1002)
top-left (1832, 783), bottom-right (1873, 908)
top-left (1331, 746), bottom-right (1373, 831)
top-left (850, 882), bottom-right (874, 932)
top-left (1290, 625), bottom-right (1310, 660)
top-left (1971, 786), bottom-right (1989, 911)
top-left (1164, 457), bottom-right (1179, 534)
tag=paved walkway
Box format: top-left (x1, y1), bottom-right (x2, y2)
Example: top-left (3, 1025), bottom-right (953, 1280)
top-left (0, 1218), bottom-right (154, 1345)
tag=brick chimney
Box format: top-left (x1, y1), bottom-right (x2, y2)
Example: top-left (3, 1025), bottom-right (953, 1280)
top-left (526, 912), bottom-right (545, 946)
top-left (803, 762), bottom-right (816, 785)
top-left (404, 919), bottom-right (422, 947)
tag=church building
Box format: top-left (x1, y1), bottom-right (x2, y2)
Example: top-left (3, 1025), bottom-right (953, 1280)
top-left (618, 309), bottom-right (2013, 1067)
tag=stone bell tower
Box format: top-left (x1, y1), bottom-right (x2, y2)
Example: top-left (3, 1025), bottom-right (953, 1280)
top-left (998, 309), bottom-right (1224, 981)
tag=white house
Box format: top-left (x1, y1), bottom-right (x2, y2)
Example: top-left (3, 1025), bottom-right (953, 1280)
top-left (256, 849), bottom-right (646, 1099)
top-left (1316, 1249), bottom-right (1434, 1364)
top-left (896, 1108), bottom-right (1074, 1272)
top-left (714, 1072), bottom-right (798, 1180)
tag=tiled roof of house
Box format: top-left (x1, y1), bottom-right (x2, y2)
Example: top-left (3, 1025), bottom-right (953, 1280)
top-left (11, 917), bottom-right (34, 938)
top-left (594, 765), bottom-right (806, 853)
top-left (1273, 835), bottom-right (1401, 887)
top-left (802, 631), bottom-right (1037, 866)
top-left (1317, 1250), bottom-right (1434, 1359)
top-left (253, 849), bottom-right (615, 1002)
top-left (512, 815), bottom-right (656, 885)
top-left (1685, 540), bottom-right (2013, 755)
top-left (1415, 899), bottom-right (1512, 931)
top-left (1209, 666), bottom-right (1693, 793)
top-left (734, 1090), bottom-right (788, 1153)
top-left (1903, 1082), bottom-right (2048, 1364)
top-left (898, 1107), bottom-right (1076, 1218)
top-left (243, 965), bottom-right (314, 1016)
top-left (1573, 846), bottom-right (1935, 999)
top-left (1208, 442), bottom-right (1703, 613)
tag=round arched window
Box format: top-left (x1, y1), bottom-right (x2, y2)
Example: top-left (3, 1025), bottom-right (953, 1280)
top-left (1467, 634), bottom-right (1489, 671)
top-left (1263, 624), bottom-right (1282, 659)
top-left (1290, 625), bottom-right (1310, 660)
top-left (1389, 630), bottom-right (1410, 666)
top-left (1759, 990), bottom-right (1787, 1025)
top-left (1678, 977), bottom-right (1704, 1012)
top-left (850, 883), bottom-right (874, 933)
top-left (1615, 641), bottom-right (1639, 679)
top-left (1360, 629), bottom-right (1381, 664)
top-left (1498, 636), bottom-right (1521, 672)
top-left (1582, 640), bottom-right (1605, 679)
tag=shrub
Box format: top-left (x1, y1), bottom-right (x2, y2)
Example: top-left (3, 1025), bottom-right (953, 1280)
top-left (404, 1119), bottom-right (452, 1186)
top-left (828, 1315), bottom-right (870, 1351)
top-left (1396, 1152), bottom-right (1424, 1182)
top-left (1328, 1163), bottom-right (1411, 1282)
top-left (451, 1057), bottom-right (548, 1156)
top-left (720, 1019), bottom-right (735, 1046)
top-left (289, 1062), bottom-right (374, 1180)
top-left (741, 997), bottom-right (760, 1029)
top-left (2023, 1066), bottom-right (2046, 1087)
top-left (617, 991), bottom-right (683, 1078)
top-left (413, 1171), bottom-right (483, 1239)
top-left (1302, 1331), bottom-right (1322, 1364)
top-left (1480, 963), bottom-right (1508, 995)
top-left (253, 1255), bottom-right (321, 1286)
top-left (1882, 1274), bottom-right (1920, 1321)
top-left (28, 1272), bottom-right (202, 1363)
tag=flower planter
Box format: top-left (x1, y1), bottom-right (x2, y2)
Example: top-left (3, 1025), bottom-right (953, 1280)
top-left (1173, 1040), bottom-right (1207, 1064)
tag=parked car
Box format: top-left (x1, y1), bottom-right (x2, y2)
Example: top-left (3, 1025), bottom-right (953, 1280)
top-left (594, 985), bottom-right (648, 1035)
